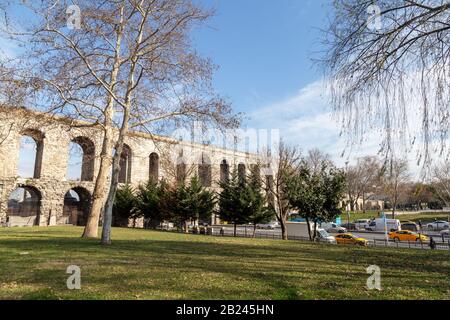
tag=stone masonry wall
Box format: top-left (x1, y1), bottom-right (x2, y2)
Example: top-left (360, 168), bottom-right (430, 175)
top-left (0, 108), bottom-right (259, 227)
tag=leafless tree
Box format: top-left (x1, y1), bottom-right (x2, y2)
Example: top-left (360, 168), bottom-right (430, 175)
top-left (381, 158), bottom-right (410, 217)
top-left (432, 160), bottom-right (450, 207)
top-left (305, 148), bottom-right (332, 174)
top-left (344, 156), bottom-right (381, 212)
top-left (322, 1), bottom-right (450, 170)
top-left (0, 1), bottom-right (240, 243)
top-left (263, 142), bottom-right (302, 240)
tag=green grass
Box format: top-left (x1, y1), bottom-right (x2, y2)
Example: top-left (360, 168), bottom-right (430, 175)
top-left (0, 227), bottom-right (449, 300)
top-left (398, 212), bottom-right (450, 224)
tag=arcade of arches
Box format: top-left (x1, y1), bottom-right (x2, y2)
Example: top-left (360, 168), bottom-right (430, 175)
top-left (0, 108), bottom-right (260, 227)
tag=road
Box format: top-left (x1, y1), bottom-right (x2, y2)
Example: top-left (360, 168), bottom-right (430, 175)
top-left (211, 225), bottom-right (450, 251)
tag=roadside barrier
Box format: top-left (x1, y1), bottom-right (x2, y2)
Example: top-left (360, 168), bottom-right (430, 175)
top-left (157, 226), bottom-right (450, 251)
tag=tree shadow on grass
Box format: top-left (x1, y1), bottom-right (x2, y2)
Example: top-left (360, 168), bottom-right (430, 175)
top-left (0, 228), bottom-right (449, 299)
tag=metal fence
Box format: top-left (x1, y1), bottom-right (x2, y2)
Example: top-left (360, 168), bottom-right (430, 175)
top-left (180, 227), bottom-right (450, 251)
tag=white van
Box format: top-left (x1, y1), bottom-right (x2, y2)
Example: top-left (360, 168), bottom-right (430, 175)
top-left (367, 219), bottom-right (401, 232)
top-left (319, 222), bottom-right (347, 233)
top-left (286, 222), bottom-right (336, 244)
top-left (354, 219), bottom-right (371, 230)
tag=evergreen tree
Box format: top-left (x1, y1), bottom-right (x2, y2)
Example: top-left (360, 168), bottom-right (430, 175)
top-left (321, 167), bottom-right (346, 223)
top-left (112, 184), bottom-right (137, 228)
top-left (244, 167), bottom-right (275, 237)
top-left (136, 179), bottom-right (172, 229)
top-left (218, 168), bottom-right (250, 236)
top-left (171, 176), bottom-right (216, 232)
top-left (284, 159), bottom-right (345, 241)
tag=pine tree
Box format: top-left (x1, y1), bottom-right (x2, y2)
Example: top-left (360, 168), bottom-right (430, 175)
top-left (218, 168), bottom-right (250, 236)
top-left (244, 167), bottom-right (275, 237)
top-left (112, 184), bottom-right (137, 227)
top-left (136, 179), bottom-right (172, 229)
top-left (171, 176), bottom-right (216, 232)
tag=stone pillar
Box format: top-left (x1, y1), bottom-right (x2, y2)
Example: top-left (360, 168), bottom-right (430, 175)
top-left (0, 181), bottom-right (15, 225)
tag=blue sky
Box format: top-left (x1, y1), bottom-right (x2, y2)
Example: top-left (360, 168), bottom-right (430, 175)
top-left (192, 0), bottom-right (328, 111)
top-left (191, 0), bottom-right (376, 165)
top-left (190, 1), bottom-right (432, 177)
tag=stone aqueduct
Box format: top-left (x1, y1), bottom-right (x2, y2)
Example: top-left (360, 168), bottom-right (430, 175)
top-left (0, 108), bottom-right (260, 227)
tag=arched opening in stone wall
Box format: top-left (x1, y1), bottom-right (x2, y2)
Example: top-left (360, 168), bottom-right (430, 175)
top-left (63, 187), bottom-right (91, 226)
top-left (7, 186), bottom-right (41, 227)
top-left (149, 152), bottom-right (159, 182)
top-left (238, 163), bottom-right (246, 181)
top-left (220, 160), bottom-right (229, 184)
top-left (17, 129), bottom-right (44, 179)
top-left (198, 153), bottom-right (212, 187)
top-left (118, 144), bottom-right (132, 184)
top-left (67, 137), bottom-right (95, 182)
top-left (250, 164), bottom-right (261, 180)
top-left (176, 158), bottom-right (187, 184)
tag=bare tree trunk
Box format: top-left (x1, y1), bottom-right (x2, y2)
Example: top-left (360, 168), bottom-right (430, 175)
top-left (362, 192), bottom-right (366, 213)
top-left (280, 218), bottom-right (288, 240)
top-left (101, 107), bottom-right (131, 245)
top-left (101, 151), bottom-right (121, 245)
top-left (306, 217), bottom-right (313, 241)
top-left (253, 224), bottom-right (257, 238)
top-left (234, 223), bottom-right (237, 237)
top-left (82, 7), bottom-right (124, 238)
top-left (313, 220), bottom-right (318, 241)
top-left (82, 124), bottom-right (113, 238)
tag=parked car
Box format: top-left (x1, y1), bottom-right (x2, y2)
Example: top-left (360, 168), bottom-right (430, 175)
top-left (158, 222), bottom-right (174, 231)
top-left (340, 222), bottom-right (356, 231)
top-left (401, 222), bottom-right (420, 232)
top-left (257, 222), bottom-right (278, 230)
top-left (354, 219), bottom-right (371, 230)
top-left (319, 222), bottom-right (347, 234)
top-left (440, 228), bottom-right (450, 238)
top-left (334, 233), bottom-right (369, 246)
top-left (426, 221), bottom-right (450, 231)
top-left (389, 230), bottom-right (429, 243)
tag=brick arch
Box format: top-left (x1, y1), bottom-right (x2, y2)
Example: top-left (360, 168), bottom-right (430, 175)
top-left (238, 163), bottom-right (246, 180)
top-left (18, 129), bottom-right (45, 179)
top-left (7, 185), bottom-right (42, 227)
top-left (119, 144), bottom-right (132, 184)
top-left (176, 156), bottom-right (187, 183)
top-left (70, 136), bottom-right (96, 182)
top-left (149, 152), bottom-right (159, 182)
top-left (198, 153), bottom-right (212, 187)
top-left (63, 186), bottom-right (92, 226)
top-left (220, 159), bottom-right (230, 183)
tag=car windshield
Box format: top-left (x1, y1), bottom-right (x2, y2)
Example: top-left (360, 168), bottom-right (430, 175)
top-left (318, 230), bottom-right (330, 238)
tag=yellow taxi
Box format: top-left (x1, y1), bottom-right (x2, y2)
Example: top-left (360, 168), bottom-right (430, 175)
top-left (334, 233), bottom-right (369, 246)
top-left (389, 230), bottom-right (429, 242)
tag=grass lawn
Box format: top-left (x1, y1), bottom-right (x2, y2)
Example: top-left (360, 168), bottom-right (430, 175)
top-left (0, 227), bottom-right (449, 300)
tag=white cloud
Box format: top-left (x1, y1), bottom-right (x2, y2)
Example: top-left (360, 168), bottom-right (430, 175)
top-left (247, 79), bottom-right (447, 179)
